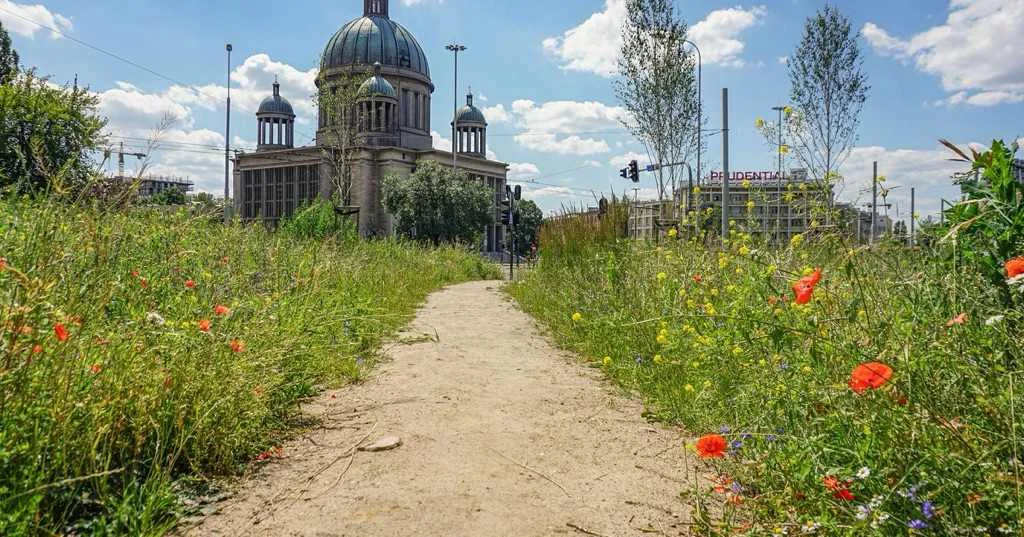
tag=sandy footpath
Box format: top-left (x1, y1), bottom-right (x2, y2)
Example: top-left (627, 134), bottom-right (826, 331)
top-left (182, 280), bottom-right (697, 537)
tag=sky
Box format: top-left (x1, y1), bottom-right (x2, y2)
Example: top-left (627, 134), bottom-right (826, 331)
top-left (2, 0), bottom-right (1022, 220)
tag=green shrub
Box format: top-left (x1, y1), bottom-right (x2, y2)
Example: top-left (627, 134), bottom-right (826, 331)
top-left (0, 199), bottom-right (498, 535)
top-left (279, 197), bottom-right (355, 241)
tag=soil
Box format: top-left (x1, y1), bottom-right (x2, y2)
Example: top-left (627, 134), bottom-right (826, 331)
top-left (181, 281), bottom-right (699, 537)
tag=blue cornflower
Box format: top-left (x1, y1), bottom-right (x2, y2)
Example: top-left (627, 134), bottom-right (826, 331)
top-left (730, 440), bottom-right (743, 450)
top-left (741, 432), bottom-right (752, 440)
top-left (720, 425), bottom-right (731, 434)
top-left (730, 481), bottom-right (743, 494)
top-left (922, 501), bottom-right (935, 519)
top-left (766, 434), bottom-right (778, 442)
top-left (635, 355), bottom-right (644, 364)
top-left (908, 519), bottom-right (928, 530)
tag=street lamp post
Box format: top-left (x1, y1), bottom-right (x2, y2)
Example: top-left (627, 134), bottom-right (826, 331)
top-left (445, 43), bottom-right (466, 171)
top-left (771, 105), bottom-right (785, 243)
top-left (224, 43), bottom-right (232, 223)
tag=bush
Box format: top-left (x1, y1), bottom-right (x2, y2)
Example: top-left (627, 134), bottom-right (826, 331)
top-left (278, 197), bottom-right (355, 241)
top-left (0, 199), bottom-right (498, 535)
top-left (510, 222), bottom-right (1023, 535)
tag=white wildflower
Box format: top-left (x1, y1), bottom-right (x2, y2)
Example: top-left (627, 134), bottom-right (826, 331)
top-left (856, 505), bottom-right (871, 520)
top-left (985, 315), bottom-right (1005, 326)
top-left (1007, 274), bottom-right (1024, 286)
top-left (856, 466), bottom-right (871, 479)
top-left (146, 312), bottom-right (166, 326)
top-left (801, 520), bottom-right (820, 534)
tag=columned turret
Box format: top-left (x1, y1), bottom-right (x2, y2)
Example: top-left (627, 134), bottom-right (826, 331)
top-left (453, 89), bottom-right (487, 157)
top-left (256, 80), bottom-right (296, 151)
top-left (364, 0), bottom-right (389, 17)
top-left (357, 62), bottom-right (399, 146)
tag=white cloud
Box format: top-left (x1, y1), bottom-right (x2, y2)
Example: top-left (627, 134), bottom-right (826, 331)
top-left (863, 0), bottom-right (1024, 106)
top-left (508, 162), bottom-right (540, 179)
top-left (689, 6), bottom-right (767, 67)
top-left (430, 130), bottom-right (452, 153)
top-left (584, 160), bottom-right (603, 168)
top-left (481, 104), bottom-right (511, 123)
top-left (542, 0), bottom-right (627, 77)
top-left (542, 1), bottom-right (767, 77)
top-left (609, 151), bottom-right (648, 169)
top-left (97, 82), bottom-right (195, 131)
top-left (777, 56), bottom-right (789, 65)
top-left (0, 0), bottom-right (72, 39)
top-left (401, 0), bottom-right (445, 5)
top-left (838, 144), bottom-right (970, 219)
top-left (483, 99), bottom-right (629, 155)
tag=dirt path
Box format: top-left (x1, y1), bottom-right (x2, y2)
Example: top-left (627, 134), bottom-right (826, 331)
top-left (184, 281), bottom-right (697, 536)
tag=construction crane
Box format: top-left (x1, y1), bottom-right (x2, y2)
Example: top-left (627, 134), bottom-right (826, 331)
top-left (102, 142), bottom-right (146, 177)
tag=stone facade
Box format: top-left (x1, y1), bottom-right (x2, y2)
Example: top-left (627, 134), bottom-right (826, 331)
top-left (232, 0), bottom-right (508, 255)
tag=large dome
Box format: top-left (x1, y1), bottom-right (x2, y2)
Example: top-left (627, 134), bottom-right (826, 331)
top-left (321, 16), bottom-right (430, 80)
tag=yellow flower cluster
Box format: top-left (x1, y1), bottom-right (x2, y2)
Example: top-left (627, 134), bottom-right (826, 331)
top-left (572, 312), bottom-right (583, 322)
top-left (657, 272), bottom-right (668, 282)
top-left (667, 228), bottom-right (678, 238)
top-left (657, 328), bottom-right (670, 346)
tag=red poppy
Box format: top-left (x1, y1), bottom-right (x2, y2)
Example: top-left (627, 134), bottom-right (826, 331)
top-left (693, 274), bottom-right (703, 283)
top-left (946, 313), bottom-right (967, 327)
top-left (695, 434), bottom-right (728, 458)
top-left (1006, 256), bottom-right (1024, 278)
top-left (90, 363), bottom-right (103, 374)
top-left (793, 282), bottom-right (815, 304)
top-left (849, 362), bottom-right (893, 394)
top-left (185, 279), bottom-right (196, 289)
top-left (54, 322), bottom-right (69, 342)
top-left (822, 476), bottom-right (842, 491)
top-left (230, 339), bottom-right (245, 353)
top-left (0, 257), bottom-right (6, 271)
top-left (31, 344), bottom-right (43, 354)
top-left (131, 270), bottom-right (139, 278)
top-left (214, 304), bottom-right (230, 317)
top-left (833, 489), bottom-right (855, 501)
top-left (139, 278), bottom-right (148, 289)
top-left (800, 268), bottom-right (823, 287)
top-left (198, 319), bottom-right (211, 332)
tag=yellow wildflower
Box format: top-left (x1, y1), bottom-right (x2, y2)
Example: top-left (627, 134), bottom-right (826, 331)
top-left (739, 245), bottom-right (751, 256)
top-left (735, 267), bottom-right (744, 275)
top-left (667, 228), bottom-right (678, 238)
top-left (703, 303), bottom-right (717, 316)
top-left (755, 117), bottom-right (766, 129)
top-left (746, 200), bottom-right (756, 211)
top-left (684, 384), bottom-right (694, 392)
top-left (741, 179), bottom-right (752, 189)
top-left (603, 356), bottom-right (612, 366)
top-left (657, 272), bottom-right (668, 282)
top-left (802, 365), bottom-right (812, 374)
top-left (732, 346), bottom-right (743, 357)
top-left (653, 354), bottom-right (664, 365)
top-left (678, 287), bottom-right (687, 297)
top-left (572, 312), bottom-right (583, 322)
top-left (790, 234), bottom-right (805, 248)
top-left (710, 288), bottom-right (719, 297)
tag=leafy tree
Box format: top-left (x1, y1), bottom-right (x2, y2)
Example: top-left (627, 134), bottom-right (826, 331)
top-left (315, 72), bottom-right (365, 207)
top-left (149, 187), bottom-right (186, 205)
top-left (512, 199), bottom-right (543, 257)
top-left (785, 4), bottom-right (869, 220)
top-left (615, 0), bottom-right (699, 205)
top-left (0, 22), bottom-right (17, 85)
top-left (0, 70), bottom-right (106, 192)
top-left (382, 160), bottom-right (493, 246)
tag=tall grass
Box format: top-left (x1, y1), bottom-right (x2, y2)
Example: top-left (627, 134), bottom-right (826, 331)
top-left (0, 199), bottom-right (498, 535)
top-left (511, 218), bottom-right (1023, 535)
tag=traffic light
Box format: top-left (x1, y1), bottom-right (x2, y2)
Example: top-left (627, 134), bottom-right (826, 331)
top-left (628, 160), bottom-right (640, 183)
top-left (500, 198), bottom-right (513, 227)
top-left (619, 167), bottom-right (629, 180)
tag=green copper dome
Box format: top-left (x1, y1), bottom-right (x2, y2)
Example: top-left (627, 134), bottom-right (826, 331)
top-left (321, 9), bottom-right (430, 80)
top-left (359, 63), bottom-right (397, 98)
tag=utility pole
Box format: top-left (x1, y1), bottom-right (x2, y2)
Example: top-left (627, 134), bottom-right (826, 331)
top-left (446, 43), bottom-right (466, 171)
top-left (224, 43), bottom-right (233, 223)
top-left (870, 161), bottom-right (878, 245)
top-left (721, 88), bottom-right (730, 242)
top-left (910, 187), bottom-right (916, 247)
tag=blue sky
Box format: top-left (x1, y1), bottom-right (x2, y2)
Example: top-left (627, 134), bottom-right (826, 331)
top-left (2, 0), bottom-right (1022, 219)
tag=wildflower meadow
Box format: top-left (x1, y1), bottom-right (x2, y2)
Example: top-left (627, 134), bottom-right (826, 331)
top-left (509, 144), bottom-right (1024, 535)
top-left (0, 198), bottom-right (497, 535)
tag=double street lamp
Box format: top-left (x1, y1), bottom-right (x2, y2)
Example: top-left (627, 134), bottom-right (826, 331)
top-left (445, 43), bottom-right (466, 171)
top-left (771, 105), bottom-right (786, 242)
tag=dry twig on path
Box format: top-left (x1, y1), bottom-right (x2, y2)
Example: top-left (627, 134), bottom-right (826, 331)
top-left (490, 448), bottom-right (572, 498)
top-left (567, 522), bottom-right (610, 536)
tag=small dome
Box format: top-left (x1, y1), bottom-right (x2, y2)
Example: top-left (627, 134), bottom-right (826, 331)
top-left (359, 63), bottom-right (397, 98)
top-left (258, 81), bottom-right (295, 116)
top-left (454, 91), bottom-right (486, 124)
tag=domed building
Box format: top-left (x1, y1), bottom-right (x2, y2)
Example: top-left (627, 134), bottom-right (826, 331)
top-left (233, 0), bottom-right (508, 254)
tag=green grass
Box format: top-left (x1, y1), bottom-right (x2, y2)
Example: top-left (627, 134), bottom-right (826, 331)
top-left (510, 211), bottom-right (1023, 535)
top-left (0, 199), bottom-right (499, 536)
